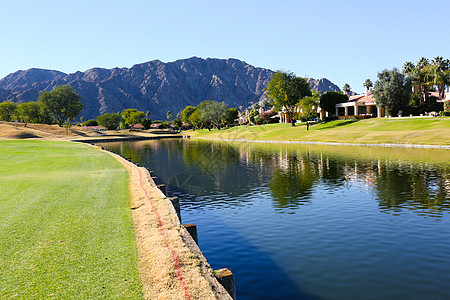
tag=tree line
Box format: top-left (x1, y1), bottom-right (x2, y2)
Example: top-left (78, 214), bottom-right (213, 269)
top-left (2, 57), bottom-right (448, 129)
top-left (372, 56), bottom-right (450, 116)
top-left (0, 85), bottom-right (83, 126)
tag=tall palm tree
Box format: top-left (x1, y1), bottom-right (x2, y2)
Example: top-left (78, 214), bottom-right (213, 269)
top-left (343, 83), bottom-right (351, 95)
top-left (431, 57), bottom-right (450, 99)
top-left (403, 61), bottom-right (419, 94)
top-left (402, 61), bottom-right (415, 76)
top-left (414, 57), bottom-right (433, 104)
top-left (166, 111), bottom-right (174, 124)
top-left (363, 79), bottom-right (373, 91)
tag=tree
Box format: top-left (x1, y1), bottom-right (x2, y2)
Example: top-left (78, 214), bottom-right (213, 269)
top-left (97, 113), bottom-right (123, 130)
top-left (297, 91), bottom-right (320, 130)
top-left (83, 119), bottom-right (98, 126)
top-left (343, 83), bottom-right (351, 95)
top-left (15, 102), bottom-right (42, 125)
top-left (265, 71), bottom-right (311, 127)
top-left (430, 56), bottom-right (450, 99)
top-left (0, 101), bottom-right (17, 122)
top-left (122, 109), bottom-right (144, 131)
top-left (173, 118), bottom-right (182, 128)
top-left (363, 79), bottom-right (373, 91)
top-left (141, 117), bottom-right (152, 130)
top-left (188, 109), bottom-right (202, 129)
top-left (181, 106), bottom-right (197, 126)
top-left (37, 85), bottom-right (83, 126)
top-left (248, 109), bottom-right (260, 124)
top-left (225, 107), bottom-right (239, 125)
top-left (319, 91), bottom-right (348, 117)
top-left (403, 58), bottom-right (434, 105)
top-left (197, 100), bottom-right (228, 130)
top-left (166, 111), bottom-right (174, 124)
top-left (373, 68), bottom-right (411, 116)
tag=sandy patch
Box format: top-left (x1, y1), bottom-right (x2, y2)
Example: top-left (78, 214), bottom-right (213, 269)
top-left (102, 148), bottom-right (232, 300)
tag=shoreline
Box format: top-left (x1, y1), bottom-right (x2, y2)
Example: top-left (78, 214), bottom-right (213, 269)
top-left (97, 145), bottom-right (232, 300)
top-left (193, 137), bottom-right (450, 150)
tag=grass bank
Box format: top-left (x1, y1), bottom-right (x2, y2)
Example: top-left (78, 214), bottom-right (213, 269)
top-left (188, 117), bottom-right (450, 146)
top-left (0, 140), bottom-right (142, 299)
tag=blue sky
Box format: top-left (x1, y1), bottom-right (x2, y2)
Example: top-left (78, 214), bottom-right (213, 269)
top-left (1, 0), bottom-right (449, 93)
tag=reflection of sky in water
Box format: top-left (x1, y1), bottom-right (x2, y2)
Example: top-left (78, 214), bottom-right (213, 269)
top-left (99, 139), bottom-right (450, 300)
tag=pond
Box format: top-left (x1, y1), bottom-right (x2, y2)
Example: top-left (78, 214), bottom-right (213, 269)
top-left (97, 138), bottom-right (450, 300)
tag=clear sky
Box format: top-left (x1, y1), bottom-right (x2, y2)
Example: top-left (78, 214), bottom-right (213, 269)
top-left (1, 0), bottom-right (449, 93)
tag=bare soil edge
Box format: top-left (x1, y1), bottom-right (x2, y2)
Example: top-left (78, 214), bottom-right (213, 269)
top-left (89, 144), bottom-right (232, 300)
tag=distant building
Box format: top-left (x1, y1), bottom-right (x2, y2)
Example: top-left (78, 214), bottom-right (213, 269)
top-left (129, 124), bottom-right (144, 129)
top-left (335, 90), bottom-right (384, 118)
top-left (150, 123), bottom-right (162, 129)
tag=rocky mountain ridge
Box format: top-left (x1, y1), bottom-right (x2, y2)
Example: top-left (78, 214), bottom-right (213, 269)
top-left (0, 57), bottom-right (341, 120)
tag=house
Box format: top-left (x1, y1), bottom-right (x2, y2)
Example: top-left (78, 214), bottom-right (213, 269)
top-left (129, 124), bottom-right (144, 129)
top-left (430, 91), bottom-right (450, 102)
top-left (238, 111), bottom-right (249, 125)
top-left (150, 123), bottom-right (162, 129)
top-left (335, 90), bottom-right (384, 118)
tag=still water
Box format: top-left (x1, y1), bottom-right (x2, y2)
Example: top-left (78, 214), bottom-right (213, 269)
top-left (98, 139), bottom-right (450, 300)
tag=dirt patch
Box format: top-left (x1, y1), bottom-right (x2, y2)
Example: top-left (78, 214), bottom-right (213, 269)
top-left (102, 148), bottom-right (232, 300)
top-left (0, 122), bottom-right (182, 141)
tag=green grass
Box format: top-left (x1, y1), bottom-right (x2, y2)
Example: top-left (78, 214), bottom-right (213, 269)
top-left (0, 140), bottom-right (142, 299)
top-left (188, 117), bottom-right (450, 145)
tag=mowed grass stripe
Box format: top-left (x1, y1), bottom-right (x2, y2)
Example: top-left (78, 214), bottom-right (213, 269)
top-left (189, 117), bottom-right (450, 145)
top-left (0, 140), bottom-right (142, 299)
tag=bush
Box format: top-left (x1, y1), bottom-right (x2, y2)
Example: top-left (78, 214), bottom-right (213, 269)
top-left (260, 110), bottom-right (277, 123)
top-left (97, 113), bottom-right (122, 130)
top-left (444, 101), bottom-right (450, 112)
top-left (83, 119), bottom-right (98, 126)
top-left (439, 111), bottom-right (450, 117)
top-left (141, 118), bottom-right (152, 129)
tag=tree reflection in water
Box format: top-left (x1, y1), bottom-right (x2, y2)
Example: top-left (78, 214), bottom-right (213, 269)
top-left (97, 139), bottom-right (450, 217)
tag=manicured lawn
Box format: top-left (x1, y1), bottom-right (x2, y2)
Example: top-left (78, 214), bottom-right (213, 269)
top-left (188, 117), bottom-right (450, 145)
top-left (0, 140), bottom-right (142, 299)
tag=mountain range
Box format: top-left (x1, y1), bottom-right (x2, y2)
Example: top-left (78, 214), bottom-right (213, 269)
top-left (0, 57), bottom-right (341, 120)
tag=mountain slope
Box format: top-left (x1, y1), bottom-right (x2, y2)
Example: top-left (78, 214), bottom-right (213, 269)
top-left (0, 57), bottom-right (341, 120)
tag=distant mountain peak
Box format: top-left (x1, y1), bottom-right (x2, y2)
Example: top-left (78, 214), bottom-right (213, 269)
top-left (0, 58), bottom-right (341, 120)
top-left (0, 68), bottom-right (67, 91)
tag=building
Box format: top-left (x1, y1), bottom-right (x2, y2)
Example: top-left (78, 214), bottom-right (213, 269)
top-left (335, 90), bottom-right (384, 118)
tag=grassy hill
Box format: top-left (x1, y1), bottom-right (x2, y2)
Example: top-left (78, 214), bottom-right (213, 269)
top-left (188, 117), bottom-right (450, 146)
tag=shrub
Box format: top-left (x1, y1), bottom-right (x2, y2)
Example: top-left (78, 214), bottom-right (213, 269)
top-left (141, 118), bottom-right (152, 129)
top-left (83, 119), bottom-right (98, 126)
top-left (97, 113), bottom-right (122, 130)
top-left (444, 101), bottom-right (450, 112)
top-left (260, 110), bottom-right (277, 123)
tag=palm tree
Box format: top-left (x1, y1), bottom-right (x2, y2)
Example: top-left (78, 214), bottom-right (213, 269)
top-left (431, 57), bottom-right (450, 99)
top-left (411, 57), bottom-right (433, 104)
top-left (363, 79), bottom-right (373, 91)
top-left (402, 61), bottom-right (415, 76)
top-left (166, 111), bottom-right (174, 124)
top-left (343, 83), bottom-right (351, 95)
top-left (403, 61), bottom-right (418, 94)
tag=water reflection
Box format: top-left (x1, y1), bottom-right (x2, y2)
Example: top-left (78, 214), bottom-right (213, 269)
top-left (98, 139), bottom-right (450, 217)
top-left (97, 139), bottom-right (450, 299)
top-left (269, 154), bottom-right (318, 210)
top-left (375, 162), bottom-right (450, 215)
